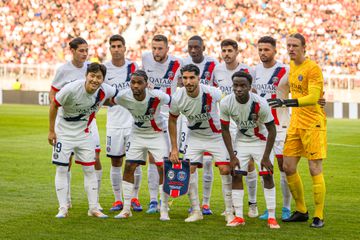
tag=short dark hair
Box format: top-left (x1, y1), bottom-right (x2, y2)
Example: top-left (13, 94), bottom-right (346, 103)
top-left (232, 70), bottom-right (253, 85)
top-left (109, 34), bottom-right (125, 45)
top-left (180, 64), bottom-right (200, 76)
top-left (86, 62), bottom-right (107, 79)
top-left (289, 33), bottom-right (306, 46)
top-left (258, 36), bottom-right (276, 47)
top-left (131, 69), bottom-right (148, 82)
top-left (189, 35), bottom-right (204, 44)
top-left (221, 39), bottom-right (238, 50)
top-left (152, 34), bottom-right (168, 46)
top-left (69, 37), bottom-right (87, 50)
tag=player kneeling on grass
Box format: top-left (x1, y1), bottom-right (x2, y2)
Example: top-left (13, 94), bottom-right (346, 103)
top-left (111, 70), bottom-right (171, 221)
top-left (48, 63), bottom-right (117, 218)
top-left (220, 71), bottom-right (280, 228)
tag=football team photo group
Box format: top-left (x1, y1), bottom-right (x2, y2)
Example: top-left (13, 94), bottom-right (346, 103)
top-left (47, 32), bottom-right (327, 230)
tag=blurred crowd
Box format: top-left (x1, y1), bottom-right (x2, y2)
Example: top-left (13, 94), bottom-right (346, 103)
top-left (1, 0), bottom-right (359, 77)
top-left (0, 0), bottom-right (138, 65)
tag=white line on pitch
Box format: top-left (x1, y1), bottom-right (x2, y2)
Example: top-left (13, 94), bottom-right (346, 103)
top-left (328, 143), bottom-right (360, 148)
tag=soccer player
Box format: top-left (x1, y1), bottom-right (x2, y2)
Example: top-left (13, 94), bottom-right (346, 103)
top-left (181, 35), bottom-right (219, 215)
top-left (268, 33), bottom-right (326, 228)
top-left (141, 34), bottom-right (182, 213)
top-left (252, 36), bottom-right (292, 220)
top-left (48, 62), bottom-right (115, 218)
top-left (220, 71), bottom-right (280, 228)
top-left (104, 35), bottom-right (143, 212)
top-left (50, 37), bottom-right (103, 210)
top-left (213, 39), bottom-right (259, 218)
top-left (168, 64), bottom-right (233, 223)
top-left (112, 70), bottom-right (171, 221)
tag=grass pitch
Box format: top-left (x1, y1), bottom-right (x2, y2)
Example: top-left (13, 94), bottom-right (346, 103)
top-left (0, 104), bottom-right (359, 240)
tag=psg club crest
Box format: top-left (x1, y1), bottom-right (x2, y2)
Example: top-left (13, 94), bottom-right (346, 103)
top-left (168, 71), bottom-right (174, 78)
top-left (204, 71), bottom-right (211, 80)
top-left (272, 77), bottom-right (279, 84)
top-left (163, 158), bottom-right (190, 198)
top-left (298, 74), bottom-right (303, 81)
top-left (149, 108), bottom-right (155, 115)
top-left (251, 113), bottom-right (259, 122)
top-left (53, 153), bottom-right (59, 160)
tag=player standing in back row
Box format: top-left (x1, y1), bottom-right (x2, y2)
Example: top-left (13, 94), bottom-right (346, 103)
top-left (252, 36), bottom-right (292, 220)
top-left (141, 35), bottom-right (182, 213)
top-left (181, 35), bottom-right (219, 215)
top-left (104, 35), bottom-right (143, 212)
top-left (212, 39), bottom-right (259, 218)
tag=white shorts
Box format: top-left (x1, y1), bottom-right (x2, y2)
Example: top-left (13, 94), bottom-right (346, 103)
top-left (179, 116), bottom-right (214, 160)
top-left (90, 119), bottom-right (101, 152)
top-left (183, 133), bottom-right (229, 167)
top-left (126, 131), bottom-right (169, 166)
top-left (274, 130), bottom-right (286, 158)
top-left (52, 136), bottom-right (95, 166)
top-left (234, 141), bottom-right (274, 172)
top-left (106, 128), bottom-right (131, 157)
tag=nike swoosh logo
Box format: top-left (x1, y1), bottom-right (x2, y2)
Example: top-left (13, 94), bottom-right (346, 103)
top-left (108, 77), bottom-right (115, 80)
top-left (217, 79), bottom-right (224, 82)
top-left (146, 70), bottom-right (154, 72)
top-left (75, 103), bottom-right (81, 106)
top-left (184, 109), bottom-right (191, 113)
top-left (56, 188), bottom-right (64, 191)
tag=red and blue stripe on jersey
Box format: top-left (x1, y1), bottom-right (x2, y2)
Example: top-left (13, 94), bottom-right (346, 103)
top-left (126, 63), bottom-right (136, 82)
top-left (145, 97), bottom-right (162, 132)
top-left (204, 93), bottom-right (221, 133)
top-left (200, 61), bottom-right (216, 85)
top-left (260, 67), bottom-right (286, 125)
top-left (85, 88), bottom-right (105, 133)
top-left (162, 60), bottom-right (180, 95)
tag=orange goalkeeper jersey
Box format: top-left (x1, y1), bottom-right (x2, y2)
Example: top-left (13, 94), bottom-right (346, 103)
top-left (289, 58), bottom-right (326, 130)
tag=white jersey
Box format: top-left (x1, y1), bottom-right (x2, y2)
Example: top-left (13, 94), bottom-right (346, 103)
top-left (213, 62), bottom-right (255, 96)
top-left (51, 61), bottom-right (88, 91)
top-left (142, 52), bottom-right (182, 96)
top-left (220, 92), bottom-right (274, 144)
top-left (170, 84), bottom-right (222, 137)
top-left (113, 88), bottom-right (171, 134)
top-left (253, 62), bottom-right (290, 131)
top-left (104, 60), bottom-right (138, 129)
top-left (182, 55), bottom-right (219, 86)
top-left (54, 80), bottom-right (116, 140)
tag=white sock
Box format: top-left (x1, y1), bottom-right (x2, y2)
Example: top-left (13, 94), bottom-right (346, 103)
top-left (95, 170), bottom-right (102, 203)
top-left (122, 181), bottom-right (134, 211)
top-left (148, 164), bottom-right (159, 202)
top-left (133, 166), bottom-right (142, 199)
top-left (246, 169), bottom-right (257, 204)
top-left (55, 166), bottom-right (69, 208)
top-left (221, 174), bottom-right (233, 213)
top-left (264, 187), bottom-right (276, 219)
top-left (159, 184), bottom-right (169, 212)
top-left (82, 166), bottom-right (98, 210)
top-left (280, 171), bottom-right (291, 210)
top-left (188, 172), bottom-right (200, 211)
top-left (232, 189), bottom-right (244, 218)
top-left (67, 171), bottom-right (71, 204)
top-left (202, 156), bottom-right (213, 206)
top-left (111, 166), bottom-right (122, 202)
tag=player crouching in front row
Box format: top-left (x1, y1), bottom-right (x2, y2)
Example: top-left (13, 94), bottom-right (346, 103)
top-left (49, 63), bottom-right (117, 218)
top-left (220, 71), bottom-right (280, 228)
top-left (111, 70), bottom-right (171, 221)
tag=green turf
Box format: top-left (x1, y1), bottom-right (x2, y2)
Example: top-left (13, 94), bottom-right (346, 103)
top-left (0, 104), bottom-right (359, 240)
